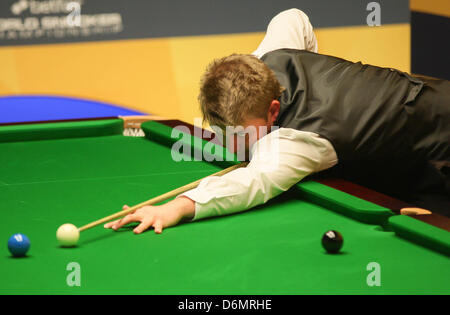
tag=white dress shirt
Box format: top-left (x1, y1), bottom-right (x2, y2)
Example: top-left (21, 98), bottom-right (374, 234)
top-left (252, 8), bottom-right (318, 58)
top-left (180, 8), bottom-right (338, 221)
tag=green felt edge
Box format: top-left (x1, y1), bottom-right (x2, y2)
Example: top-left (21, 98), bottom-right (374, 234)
top-left (389, 215), bottom-right (450, 256)
top-left (0, 119), bottom-right (123, 142)
top-left (141, 120), bottom-right (239, 168)
top-left (296, 181), bottom-right (394, 225)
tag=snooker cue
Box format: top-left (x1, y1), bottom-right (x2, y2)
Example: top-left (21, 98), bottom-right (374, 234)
top-left (78, 162), bottom-right (248, 232)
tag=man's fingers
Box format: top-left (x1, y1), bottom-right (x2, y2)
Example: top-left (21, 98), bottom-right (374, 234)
top-left (105, 205), bottom-right (165, 235)
top-left (123, 204), bottom-right (137, 214)
top-left (104, 220), bottom-right (118, 229)
top-left (153, 220), bottom-right (163, 234)
top-left (133, 218), bottom-right (154, 234)
top-left (112, 214), bottom-right (139, 230)
top-left (104, 205), bottom-right (136, 229)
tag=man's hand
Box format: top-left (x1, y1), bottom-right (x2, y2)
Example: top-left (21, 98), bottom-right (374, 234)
top-left (103, 196), bottom-right (195, 234)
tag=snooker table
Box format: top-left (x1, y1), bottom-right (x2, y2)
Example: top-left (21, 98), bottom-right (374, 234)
top-left (0, 117), bottom-right (449, 295)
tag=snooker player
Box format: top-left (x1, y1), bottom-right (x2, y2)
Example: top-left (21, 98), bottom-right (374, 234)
top-left (105, 9), bottom-right (450, 234)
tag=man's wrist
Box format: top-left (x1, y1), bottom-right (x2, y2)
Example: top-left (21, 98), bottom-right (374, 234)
top-left (174, 196), bottom-right (195, 221)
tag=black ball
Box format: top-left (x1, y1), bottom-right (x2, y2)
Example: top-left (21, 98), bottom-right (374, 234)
top-left (322, 230), bottom-right (343, 253)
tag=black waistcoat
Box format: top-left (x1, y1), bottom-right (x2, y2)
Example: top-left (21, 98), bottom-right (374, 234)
top-left (261, 49), bottom-right (431, 195)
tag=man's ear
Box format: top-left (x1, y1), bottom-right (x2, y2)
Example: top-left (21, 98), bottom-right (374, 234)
top-left (267, 100), bottom-right (280, 125)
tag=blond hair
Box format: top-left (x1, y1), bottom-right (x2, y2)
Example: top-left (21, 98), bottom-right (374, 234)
top-left (199, 54), bottom-right (284, 128)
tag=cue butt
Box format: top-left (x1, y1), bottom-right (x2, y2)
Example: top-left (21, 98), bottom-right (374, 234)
top-left (400, 207), bottom-right (432, 216)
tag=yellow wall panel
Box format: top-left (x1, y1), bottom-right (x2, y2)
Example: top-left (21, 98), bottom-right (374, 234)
top-left (0, 49), bottom-right (20, 93)
top-left (1, 39), bottom-right (181, 118)
top-left (316, 24), bottom-right (410, 73)
top-left (410, 0), bottom-right (450, 18)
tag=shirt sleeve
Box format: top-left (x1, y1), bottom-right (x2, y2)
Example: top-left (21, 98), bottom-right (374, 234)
top-left (252, 8), bottom-right (318, 59)
top-left (179, 128), bottom-right (338, 221)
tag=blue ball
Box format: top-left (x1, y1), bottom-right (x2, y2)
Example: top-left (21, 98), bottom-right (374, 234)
top-left (8, 233), bottom-right (30, 257)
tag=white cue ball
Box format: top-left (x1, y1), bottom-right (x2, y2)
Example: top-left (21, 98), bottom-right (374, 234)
top-left (56, 223), bottom-right (80, 247)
